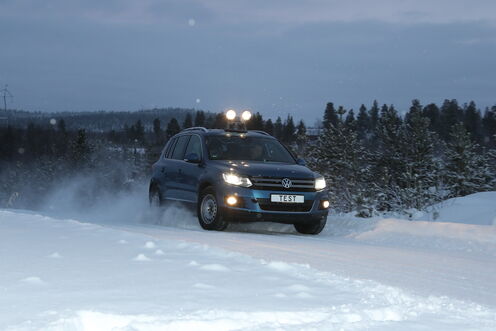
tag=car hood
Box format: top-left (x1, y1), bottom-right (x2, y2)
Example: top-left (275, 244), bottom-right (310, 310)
top-left (209, 160), bottom-right (317, 179)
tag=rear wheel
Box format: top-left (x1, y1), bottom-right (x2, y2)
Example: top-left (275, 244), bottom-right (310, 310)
top-left (149, 186), bottom-right (165, 224)
top-left (294, 218), bottom-right (326, 235)
top-left (198, 187), bottom-right (228, 231)
top-left (149, 188), bottom-right (162, 207)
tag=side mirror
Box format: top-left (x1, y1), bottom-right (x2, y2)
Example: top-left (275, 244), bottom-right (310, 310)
top-left (184, 152), bottom-right (201, 163)
top-left (296, 158), bottom-right (306, 166)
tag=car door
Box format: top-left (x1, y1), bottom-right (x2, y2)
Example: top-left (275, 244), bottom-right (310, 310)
top-left (164, 134), bottom-right (191, 202)
top-left (154, 137), bottom-right (176, 198)
top-left (181, 134), bottom-right (204, 202)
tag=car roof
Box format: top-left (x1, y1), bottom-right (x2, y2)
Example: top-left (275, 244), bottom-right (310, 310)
top-left (177, 127), bottom-right (275, 139)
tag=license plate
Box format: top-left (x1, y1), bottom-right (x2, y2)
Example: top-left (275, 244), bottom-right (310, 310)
top-left (270, 194), bottom-right (304, 203)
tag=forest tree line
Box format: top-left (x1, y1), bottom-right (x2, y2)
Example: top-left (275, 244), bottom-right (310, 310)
top-left (1, 99), bottom-right (495, 215)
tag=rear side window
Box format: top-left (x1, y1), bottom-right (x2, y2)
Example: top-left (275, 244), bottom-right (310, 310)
top-left (163, 138), bottom-right (176, 158)
top-left (170, 135), bottom-right (190, 160)
top-left (184, 135), bottom-right (202, 158)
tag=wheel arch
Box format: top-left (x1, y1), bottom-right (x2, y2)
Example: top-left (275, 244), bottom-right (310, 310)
top-left (198, 180), bottom-right (214, 196)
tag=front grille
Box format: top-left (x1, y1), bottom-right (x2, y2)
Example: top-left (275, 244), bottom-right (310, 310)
top-left (257, 198), bottom-right (313, 212)
top-left (250, 177), bottom-right (315, 192)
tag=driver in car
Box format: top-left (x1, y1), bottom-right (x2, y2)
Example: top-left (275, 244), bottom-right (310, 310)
top-left (249, 144), bottom-right (264, 161)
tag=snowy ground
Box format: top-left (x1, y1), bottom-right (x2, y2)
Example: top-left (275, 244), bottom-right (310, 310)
top-left (1, 192), bottom-right (495, 330)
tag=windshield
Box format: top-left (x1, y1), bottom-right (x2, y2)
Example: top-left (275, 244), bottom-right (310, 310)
top-left (206, 136), bottom-right (295, 163)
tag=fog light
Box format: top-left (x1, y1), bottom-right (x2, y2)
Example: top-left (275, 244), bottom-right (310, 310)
top-left (322, 200), bottom-right (330, 209)
top-left (226, 196), bottom-right (238, 205)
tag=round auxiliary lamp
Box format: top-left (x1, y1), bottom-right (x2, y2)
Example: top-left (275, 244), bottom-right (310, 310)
top-left (224, 109), bottom-right (252, 131)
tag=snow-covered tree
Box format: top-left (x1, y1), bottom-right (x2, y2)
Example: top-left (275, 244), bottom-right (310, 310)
top-left (372, 104), bottom-right (404, 210)
top-left (444, 123), bottom-right (494, 197)
top-left (400, 101), bottom-right (441, 209)
top-left (323, 102), bottom-right (339, 129)
top-left (308, 120), bottom-right (373, 214)
top-left (295, 120), bottom-right (307, 156)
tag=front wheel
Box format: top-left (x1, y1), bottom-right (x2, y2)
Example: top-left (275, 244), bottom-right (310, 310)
top-left (294, 218), bottom-right (326, 235)
top-left (197, 187), bottom-right (228, 231)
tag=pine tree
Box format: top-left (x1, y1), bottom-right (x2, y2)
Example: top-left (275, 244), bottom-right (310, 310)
top-left (373, 104), bottom-right (404, 210)
top-left (444, 123), bottom-right (494, 197)
top-left (57, 119), bottom-right (66, 134)
top-left (356, 104), bottom-right (370, 140)
top-left (463, 101), bottom-right (483, 144)
top-left (422, 103), bottom-right (441, 133)
top-left (166, 118), bottom-right (181, 139)
top-left (153, 118), bottom-right (162, 145)
top-left (56, 119), bottom-right (68, 156)
top-left (70, 129), bottom-right (91, 166)
top-left (368, 100), bottom-right (380, 131)
top-left (247, 112), bottom-right (264, 130)
top-left (482, 106), bottom-right (496, 147)
top-left (135, 120), bottom-right (145, 142)
top-left (323, 102), bottom-right (339, 129)
top-left (264, 119), bottom-right (274, 135)
top-left (440, 99), bottom-right (462, 141)
top-left (344, 109), bottom-right (356, 130)
top-left (337, 106), bottom-right (346, 122)
top-left (282, 115), bottom-right (296, 143)
top-left (183, 113), bottom-right (193, 129)
top-left (212, 113), bottom-right (227, 129)
top-left (400, 102), bottom-right (441, 209)
top-left (194, 111), bottom-right (205, 127)
top-left (295, 120), bottom-right (307, 156)
top-left (308, 121), bottom-right (372, 214)
top-left (404, 99), bottom-right (422, 124)
top-left (274, 117), bottom-right (283, 139)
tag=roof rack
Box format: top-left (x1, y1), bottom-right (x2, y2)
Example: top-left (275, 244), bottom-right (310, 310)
top-left (224, 128), bottom-right (247, 133)
top-left (181, 127), bottom-right (208, 133)
top-left (252, 130), bottom-right (270, 136)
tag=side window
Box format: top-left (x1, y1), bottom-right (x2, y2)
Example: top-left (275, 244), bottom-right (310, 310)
top-left (163, 138), bottom-right (176, 159)
top-left (170, 135), bottom-right (190, 160)
top-left (184, 135), bottom-right (202, 158)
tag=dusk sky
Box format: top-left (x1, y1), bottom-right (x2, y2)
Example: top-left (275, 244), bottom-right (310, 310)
top-left (1, 0), bottom-right (495, 121)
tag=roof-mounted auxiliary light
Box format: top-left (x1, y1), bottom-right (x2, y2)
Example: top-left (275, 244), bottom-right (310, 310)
top-left (225, 109), bottom-right (237, 121)
top-left (224, 108), bottom-right (252, 131)
top-left (241, 110), bottom-right (252, 121)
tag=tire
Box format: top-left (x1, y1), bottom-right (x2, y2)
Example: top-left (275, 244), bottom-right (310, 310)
top-left (149, 186), bottom-right (164, 224)
top-left (149, 186), bottom-right (163, 207)
top-left (294, 218), bottom-right (326, 235)
top-left (197, 187), bottom-right (228, 231)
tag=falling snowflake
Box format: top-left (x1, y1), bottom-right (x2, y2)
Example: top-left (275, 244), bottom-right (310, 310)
top-left (18, 148), bottom-right (25, 154)
top-left (188, 19), bottom-right (196, 27)
top-left (196, 98), bottom-right (201, 104)
top-left (49, 118), bottom-right (56, 125)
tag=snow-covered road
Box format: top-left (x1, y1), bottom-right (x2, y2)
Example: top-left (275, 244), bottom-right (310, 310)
top-left (124, 221), bottom-right (496, 307)
top-left (1, 192), bottom-right (495, 330)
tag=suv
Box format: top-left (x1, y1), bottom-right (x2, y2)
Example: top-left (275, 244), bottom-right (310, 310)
top-left (149, 127), bottom-right (329, 234)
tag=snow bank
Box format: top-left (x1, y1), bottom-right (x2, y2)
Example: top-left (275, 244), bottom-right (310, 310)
top-left (418, 191), bottom-right (496, 225)
top-left (352, 218), bottom-right (496, 255)
top-left (324, 192), bottom-right (496, 255)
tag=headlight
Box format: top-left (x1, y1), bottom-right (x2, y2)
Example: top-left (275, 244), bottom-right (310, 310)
top-left (315, 177), bottom-right (326, 190)
top-left (222, 173), bottom-right (252, 187)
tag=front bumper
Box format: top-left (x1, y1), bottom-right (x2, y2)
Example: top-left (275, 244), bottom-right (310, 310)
top-left (215, 184), bottom-right (329, 224)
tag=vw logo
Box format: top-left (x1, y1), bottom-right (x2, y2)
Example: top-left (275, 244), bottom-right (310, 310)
top-left (281, 178), bottom-right (292, 189)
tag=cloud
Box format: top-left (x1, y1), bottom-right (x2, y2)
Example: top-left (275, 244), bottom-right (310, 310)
top-left (1, 0), bottom-right (495, 26)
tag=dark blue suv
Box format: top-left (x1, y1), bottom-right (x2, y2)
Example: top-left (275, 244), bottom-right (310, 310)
top-left (149, 127), bottom-right (329, 234)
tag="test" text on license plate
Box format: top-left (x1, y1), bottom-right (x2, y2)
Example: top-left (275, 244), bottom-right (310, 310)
top-left (270, 194), bottom-right (304, 203)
